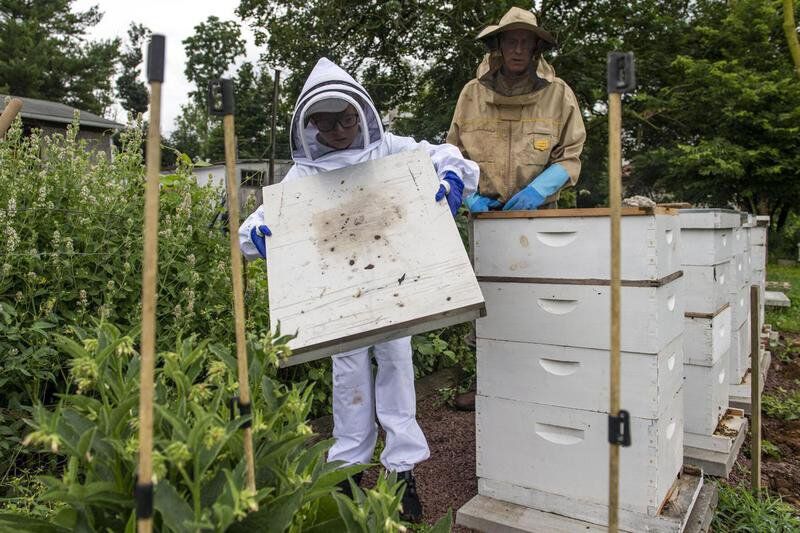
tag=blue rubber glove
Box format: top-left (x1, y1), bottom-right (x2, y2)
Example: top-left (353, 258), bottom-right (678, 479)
top-left (435, 171), bottom-right (465, 216)
top-left (249, 224), bottom-right (272, 259)
top-left (465, 192), bottom-right (503, 213)
top-left (503, 163), bottom-right (570, 211)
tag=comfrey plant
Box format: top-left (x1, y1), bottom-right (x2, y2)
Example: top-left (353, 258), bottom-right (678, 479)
top-left (0, 322), bottom-right (416, 532)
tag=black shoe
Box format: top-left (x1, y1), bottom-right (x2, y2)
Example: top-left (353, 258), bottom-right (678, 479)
top-left (398, 470), bottom-right (423, 523)
top-left (336, 471), bottom-right (363, 498)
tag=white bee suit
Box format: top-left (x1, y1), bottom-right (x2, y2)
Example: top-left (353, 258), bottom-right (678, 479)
top-left (238, 58), bottom-right (478, 471)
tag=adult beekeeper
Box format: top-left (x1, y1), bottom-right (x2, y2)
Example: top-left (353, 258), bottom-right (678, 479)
top-left (447, 6), bottom-right (586, 211)
top-left (238, 57), bottom-right (478, 523)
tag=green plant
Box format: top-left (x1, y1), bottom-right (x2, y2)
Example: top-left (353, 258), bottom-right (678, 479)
top-left (712, 483), bottom-right (800, 531)
top-left (761, 440), bottom-right (782, 460)
top-left (436, 387), bottom-right (456, 408)
top-left (766, 264), bottom-right (800, 333)
top-left (0, 321), bottom-right (405, 531)
top-left (762, 386), bottom-right (800, 421)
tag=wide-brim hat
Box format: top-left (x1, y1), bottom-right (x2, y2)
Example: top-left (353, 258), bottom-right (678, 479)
top-left (476, 7), bottom-right (556, 49)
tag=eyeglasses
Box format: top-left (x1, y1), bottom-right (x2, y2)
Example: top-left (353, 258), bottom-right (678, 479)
top-left (312, 113), bottom-right (359, 132)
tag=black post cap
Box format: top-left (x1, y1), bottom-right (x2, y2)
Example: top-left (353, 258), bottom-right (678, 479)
top-left (147, 35), bottom-right (166, 83)
top-left (607, 52), bottom-right (636, 94)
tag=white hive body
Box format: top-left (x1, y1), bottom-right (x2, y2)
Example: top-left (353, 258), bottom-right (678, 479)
top-left (469, 208), bottom-right (688, 529)
top-left (472, 209), bottom-right (680, 281)
top-left (478, 280), bottom-right (683, 354)
top-left (679, 209), bottom-right (739, 266)
top-left (683, 306), bottom-right (732, 366)
top-left (476, 335), bottom-right (684, 420)
top-left (682, 261), bottom-right (731, 315)
top-left (729, 287), bottom-right (750, 330)
top-left (475, 391), bottom-right (683, 516)
top-left (684, 355), bottom-right (730, 435)
top-left (729, 313), bottom-right (752, 385)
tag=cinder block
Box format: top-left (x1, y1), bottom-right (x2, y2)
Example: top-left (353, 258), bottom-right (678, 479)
top-left (477, 278), bottom-right (684, 354)
top-left (476, 334), bottom-right (683, 419)
top-left (684, 306), bottom-right (732, 366)
top-left (476, 390), bottom-right (683, 516)
top-left (684, 356), bottom-right (729, 435)
top-left (472, 211), bottom-right (680, 281)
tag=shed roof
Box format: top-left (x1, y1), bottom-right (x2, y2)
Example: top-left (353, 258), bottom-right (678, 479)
top-left (0, 94), bottom-right (124, 130)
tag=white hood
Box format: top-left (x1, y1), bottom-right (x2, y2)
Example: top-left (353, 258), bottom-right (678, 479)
top-left (289, 58), bottom-right (384, 172)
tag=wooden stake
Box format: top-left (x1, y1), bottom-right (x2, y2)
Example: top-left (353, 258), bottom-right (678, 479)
top-left (608, 90), bottom-right (622, 533)
top-left (606, 51), bottom-right (634, 533)
top-left (269, 69), bottom-right (281, 186)
top-left (0, 97), bottom-right (23, 140)
top-left (209, 78), bottom-right (258, 503)
top-left (137, 34), bottom-right (165, 533)
top-left (750, 285), bottom-right (761, 494)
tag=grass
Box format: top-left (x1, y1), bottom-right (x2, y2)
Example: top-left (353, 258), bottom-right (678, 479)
top-left (766, 264), bottom-right (800, 333)
top-left (712, 483), bottom-right (800, 531)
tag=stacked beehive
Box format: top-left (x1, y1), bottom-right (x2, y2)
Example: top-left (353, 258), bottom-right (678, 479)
top-left (727, 215), bottom-right (752, 386)
top-left (679, 209), bottom-right (737, 440)
top-left (471, 208), bottom-right (685, 527)
top-left (752, 216), bottom-right (769, 330)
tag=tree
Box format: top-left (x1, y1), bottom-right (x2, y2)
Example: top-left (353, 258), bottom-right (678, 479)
top-left (0, 0), bottom-right (119, 114)
top-left (784, 0), bottom-right (800, 78)
top-left (169, 16), bottom-right (247, 161)
top-left (182, 16), bottom-right (246, 105)
top-left (629, 0), bottom-right (800, 230)
top-left (116, 22), bottom-right (151, 116)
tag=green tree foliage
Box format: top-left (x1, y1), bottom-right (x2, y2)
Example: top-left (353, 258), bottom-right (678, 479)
top-left (629, 0), bottom-right (800, 230)
top-left (238, 0), bottom-right (799, 224)
top-left (171, 16), bottom-right (290, 162)
top-left (115, 22), bottom-right (151, 116)
top-left (183, 16), bottom-right (246, 105)
top-left (169, 63), bottom-right (286, 162)
top-left (0, 0), bottom-right (119, 114)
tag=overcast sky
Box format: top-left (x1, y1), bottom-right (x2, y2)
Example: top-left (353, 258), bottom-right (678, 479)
top-left (73, 0), bottom-right (263, 134)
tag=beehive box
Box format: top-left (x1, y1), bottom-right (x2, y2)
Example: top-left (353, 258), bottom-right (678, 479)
top-left (471, 208), bottom-right (680, 281)
top-left (476, 391), bottom-right (683, 516)
top-left (684, 356), bottom-right (729, 435)
top-left (730, 285), bottom-right (750, 330)
top-left (729, 314), bottom-right (752, 385)
top-left (730, 253), bottom-right (749, 290)
top-left (261, 149), bottom-right (485, 366)
top-left (476, 334), bottom-right (683, 419)
top-left (732, 225), bottom-right (747, 256)
top-left (679, 209), bottom-right (739, 266)
top-left (683, 305), bottom-right (732, 366)
top-left (682, 262), bottom-right (731, 314)
top-left (477, 279), bottom-right (683, 354)
top-left (751, 245), bottom-right (767, 271)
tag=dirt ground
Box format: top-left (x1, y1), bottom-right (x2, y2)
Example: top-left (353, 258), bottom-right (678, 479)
top-left (728, 331), bottom-right (800, 507)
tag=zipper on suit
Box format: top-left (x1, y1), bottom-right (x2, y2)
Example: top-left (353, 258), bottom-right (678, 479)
top-left (506, 121), bottom-right (512, 200)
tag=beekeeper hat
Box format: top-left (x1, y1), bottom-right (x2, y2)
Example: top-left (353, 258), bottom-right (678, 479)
top-left (476, 7), bottom-right (556, 51)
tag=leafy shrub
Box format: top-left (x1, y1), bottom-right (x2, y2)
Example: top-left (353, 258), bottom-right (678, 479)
top-left (762, 387), bottom-right (800, 421)
top-left (0, 322), bottom-right (406, 532)
top-left (0, 119), bottom-right (263, 412)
